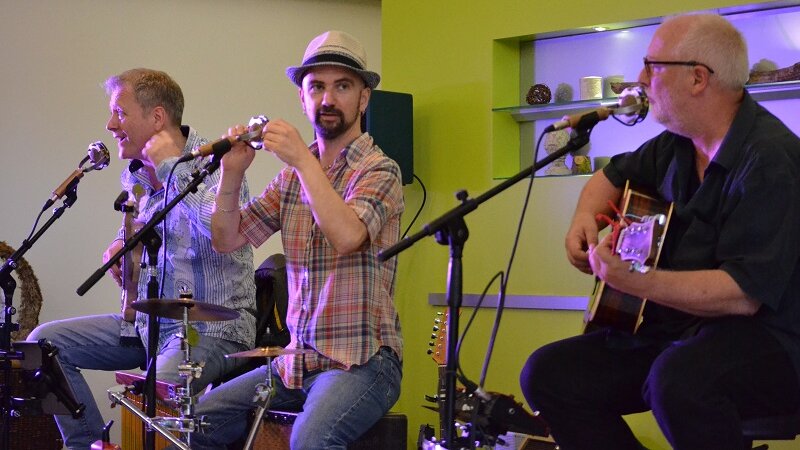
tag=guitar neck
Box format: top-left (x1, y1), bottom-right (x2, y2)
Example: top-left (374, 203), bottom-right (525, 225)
top-left (437, 364), bottom-right (447, 438)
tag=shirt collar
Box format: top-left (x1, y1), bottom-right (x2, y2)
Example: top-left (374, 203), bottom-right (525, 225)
top-left (710, 91), bottom-right (757, 171)
top-left (309, 132), bottom-right (374, 170)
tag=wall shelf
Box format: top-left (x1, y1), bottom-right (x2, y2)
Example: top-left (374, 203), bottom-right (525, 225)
top-left (493, 80), bottom-right (800, 122)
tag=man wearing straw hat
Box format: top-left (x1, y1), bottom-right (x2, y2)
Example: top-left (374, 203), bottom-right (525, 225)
top-left (187, 31), bottom-right (404, 449)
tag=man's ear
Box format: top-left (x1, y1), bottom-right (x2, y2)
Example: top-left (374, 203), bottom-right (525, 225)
top-left (360, 87), bottom-right (371, 114)
top-left (151, 105), bottom-right (168, 131)
top-left (691, 66), bottom-right (711, 94)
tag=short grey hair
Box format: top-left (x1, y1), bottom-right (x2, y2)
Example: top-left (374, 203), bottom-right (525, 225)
top-left (667, 14), bottom-right (749, 90)
top-left (104, 68), bottom-right (184, 126)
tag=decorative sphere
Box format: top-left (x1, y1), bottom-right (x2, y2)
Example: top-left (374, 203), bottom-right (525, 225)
top-left (555, 83), bottom-right (574, 103)
top-left (526, 84), bottom-right (552, 105)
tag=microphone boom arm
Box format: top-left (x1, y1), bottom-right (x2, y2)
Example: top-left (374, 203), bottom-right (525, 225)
top-left (378, 131), bottom-right (590, 447)
top-left (378, 131), bottom-right (591, 261)
top-left (76, 157), bottom-right (221, 296)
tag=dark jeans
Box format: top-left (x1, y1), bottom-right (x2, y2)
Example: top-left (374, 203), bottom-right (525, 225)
top-left (519, 316), bottom-right (800, 450)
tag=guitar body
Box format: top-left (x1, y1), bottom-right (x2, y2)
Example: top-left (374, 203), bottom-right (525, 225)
top-left (584, 182), bottom-right (674, 334)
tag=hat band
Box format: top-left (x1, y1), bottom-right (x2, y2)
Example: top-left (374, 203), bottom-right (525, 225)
top-left (303, 53), bottom-right (364, 71)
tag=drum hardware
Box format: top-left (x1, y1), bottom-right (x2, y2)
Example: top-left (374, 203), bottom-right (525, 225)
top-left (225, 343), bottom-right (313, 450)
top-left (108, 296), bottom-right (237, 448)
top-left (107, 385), bottom-right (189, 450)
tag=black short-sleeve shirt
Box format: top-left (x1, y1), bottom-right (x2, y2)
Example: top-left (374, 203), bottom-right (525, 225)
top-left (604, 93), bottom-right (800, 377)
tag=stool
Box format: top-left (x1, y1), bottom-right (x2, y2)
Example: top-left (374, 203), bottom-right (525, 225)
top-left (253, 410), bottom-right (407, 449)
top-left (742, 412), bottom-right (800, 449)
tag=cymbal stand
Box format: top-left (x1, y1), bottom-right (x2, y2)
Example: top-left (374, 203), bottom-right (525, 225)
top-left (242, 357), bottom-right (276, 450)
top-left (150, 300), bottom-right (208, 447)
top-left (106, 302), bottom-right (207, 449)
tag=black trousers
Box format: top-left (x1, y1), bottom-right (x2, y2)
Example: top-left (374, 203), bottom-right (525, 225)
top-left (519, 316), bottom-right (800, 450)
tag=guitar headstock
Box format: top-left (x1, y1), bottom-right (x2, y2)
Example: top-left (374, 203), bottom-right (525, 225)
top-left (427, 311), bottom-right (448, 365)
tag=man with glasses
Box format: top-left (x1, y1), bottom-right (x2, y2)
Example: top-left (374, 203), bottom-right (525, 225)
top-left (520, 14), bottom-right (800, 449)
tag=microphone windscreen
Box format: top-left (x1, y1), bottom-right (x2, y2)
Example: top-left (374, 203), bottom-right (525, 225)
top-left (87, 141), bottom-right (111, 171)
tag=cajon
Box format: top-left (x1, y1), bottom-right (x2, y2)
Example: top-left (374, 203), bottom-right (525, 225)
top-left (253, 410), bottom-right (407, 450)
top-left (114, 371), bottom-right (180, 450)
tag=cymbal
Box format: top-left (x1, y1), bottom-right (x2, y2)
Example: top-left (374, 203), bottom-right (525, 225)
top-left (131, 298), bottom-right (239, 322)
top-left (225, 347), bottom-right (314, 359)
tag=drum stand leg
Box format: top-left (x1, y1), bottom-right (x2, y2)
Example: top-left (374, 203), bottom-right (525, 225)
top-left (242, 356), bottom-right (275, 450)
top-left (153, 304), bottom-right (208, 446)
top-left (109, 305), bottom-right (209, 449)
top-left (107, 386), bottom-right (191, 450)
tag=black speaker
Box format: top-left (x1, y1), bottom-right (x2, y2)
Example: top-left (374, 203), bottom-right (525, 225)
top-left (363, 90), bottom-right (413, 185)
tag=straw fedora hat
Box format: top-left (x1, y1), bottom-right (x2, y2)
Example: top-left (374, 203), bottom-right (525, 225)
top-left (286, 30), bottom-right (380, 89)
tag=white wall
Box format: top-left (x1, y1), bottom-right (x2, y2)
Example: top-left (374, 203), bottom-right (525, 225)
top-left (0, 0), bottom-right (381, 446)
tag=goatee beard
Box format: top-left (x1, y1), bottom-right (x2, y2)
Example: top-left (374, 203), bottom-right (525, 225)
top-left (315, 107), bottom-right (356, 140)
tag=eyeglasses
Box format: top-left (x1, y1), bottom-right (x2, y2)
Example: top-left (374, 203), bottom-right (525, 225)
top-left (642, 57), bottom-right (715, 77)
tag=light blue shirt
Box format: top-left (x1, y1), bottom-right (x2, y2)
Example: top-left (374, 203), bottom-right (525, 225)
top-left (119, 125), bottom-right (256, 351)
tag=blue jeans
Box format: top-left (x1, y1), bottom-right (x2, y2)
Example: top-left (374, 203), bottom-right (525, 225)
top-left (188, 346), bottom-right (402, 450)
top-left (27, 314), bottom-right (248, 450)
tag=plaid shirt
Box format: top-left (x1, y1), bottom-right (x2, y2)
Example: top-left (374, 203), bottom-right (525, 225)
top-left (240, 133), bottom-right (404, 388)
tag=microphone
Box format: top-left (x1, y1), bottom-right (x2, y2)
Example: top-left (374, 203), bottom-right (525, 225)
top-left (87, 141), bottom-right (111, 171)
top-left (544, 88), bottom-right (648, 133)
top-left (177, 115), bottom-right (269, 163)
top-left (44, 141), bottom-right (111, 210)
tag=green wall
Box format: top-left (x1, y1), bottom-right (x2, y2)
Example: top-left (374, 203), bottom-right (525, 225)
top-left (380, 1), bottom-right (793, 449)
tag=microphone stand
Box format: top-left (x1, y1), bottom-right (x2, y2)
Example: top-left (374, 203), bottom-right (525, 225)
top-left (380, 130), bottom-right (591, 449)
top-left (0, 183), bottom-right (81, 450)
top-left (76, 156), bottom-right (222, 450)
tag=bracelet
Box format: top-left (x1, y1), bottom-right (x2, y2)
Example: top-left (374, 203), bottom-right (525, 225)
top-left (215, 205), bottom-right (239, 213)
top-left (217, 190), bottom-right (239, 196)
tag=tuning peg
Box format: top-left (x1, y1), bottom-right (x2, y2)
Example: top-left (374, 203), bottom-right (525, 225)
top-left (432, 325), bottom-right (439, 332)
top-left (427, 349), bottom-right (433, 355)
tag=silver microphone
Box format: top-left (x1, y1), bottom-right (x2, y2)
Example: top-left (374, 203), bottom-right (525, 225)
top-left (545, 87), bottom-right (648, 132)
top-left (87, 141), bottom-right (111, 171)
top-left (44, 141), bottom-right (111, 209)
top-left (178, 115), bottom-right (270, 162)
top-left (612, 86), bottom-right (649, 126)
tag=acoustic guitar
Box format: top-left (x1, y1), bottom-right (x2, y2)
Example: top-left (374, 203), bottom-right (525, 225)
top-left (113, 184), bottom-right (144, 322)
top-left (584, 182), bottom-right (674, 334)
